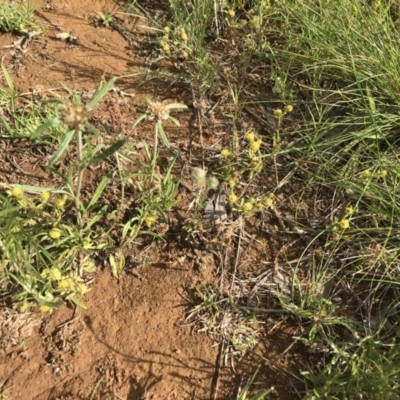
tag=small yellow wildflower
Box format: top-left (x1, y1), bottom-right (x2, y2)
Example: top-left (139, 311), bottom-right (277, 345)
top-left (49, 267), bottom-right (62, 280)
top-left (263, 194), bottom-right (275, 208)
top-left (251, 16), bottom-right (260, 28)
top-left (162, 43), bottom-right (170, 53)
top-left (362, 169), bottom-right (372, 178)
top-left (228, 9), bottom-right (235, 17)
top-left (77, 283), bottom-right (91, 295)
top-left (180, 28), bottom-right (188, 41)
top-left (339, 219), bottom-right (350, 229)
top-left (25, 219), bottom-right (36, 226)
top-left (49, 227), bottom-right (62, 240)
top-left (53, 198), bottom-right (66, 209)
top-left (228, 178), bottom-right (236, 188)
top-left (145, 215), bottom-right (157, 227)
top-left (245, 132), bottom-right (256, 143)
top-left (256, 202), bottom-right (264, 210)
top-left (228, 194), bottom-right (238, 203)
top-left (380, 170), bottom-right (387, 177)
top-left (273, 109), bottom-right (283, 117)
top-left (163, 26), bottom-right (170, 33)
top-left (40, 305), bottom-right (53, 313)
top-left (59, 277), bottom-right (76, 290)
top-left (41, 191), bottom-right (50, 202)
top-left (181, 50), bottom-right (189, 59)
top-left (221, 148), bottom-right (232, 157)
top-left (345, 206), bottom-right (355, 215)
top-left (243, 202), bottom-right (253, 212)
top-left (250, 140), bottom-right (262, 152)
top-left (285, 104), bottom-right (294, 112)
top-left (11, 187), bottom-right (24, 198)
top-left (10, 226), bottom-right (20, 233)
top-left (19, 302), bottom-right (30, 312)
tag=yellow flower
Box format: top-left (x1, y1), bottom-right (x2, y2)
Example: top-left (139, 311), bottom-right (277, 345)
top-left (49, 228), bottom-right (62, 240)
top-left (380, 170), bottom-right (387, 177)
top-left (180, 28), bottom-right (188, 41)
top-left (59, 277), bottom-right (76, 290)
top-left (263, 194), bottom-right (275, 208)
top-left (245, 132), bottom-right (256, 143)
top-left (25, 219), bottom-right (36, 226)
top-left (285, 104), bottom-right (294, 112)
top-left (77, 283), bottom-right (91, 295)
top-left (362, 169), bottom-right (372, 178)
top-left (221, 148), bottom-right (232, 157)
top-left (10, 226), bottom-right (20, 233)
top-left (49, 267), bottom-right (62, 280)
top-left (162, 43), bottom-right (170, 53)
top-left (41, 192), bottom-right (50, 202)
top-left (53, 198), bottom-right (66, 209)
top-left (339, 219), bottom-right (350, 229)
top-left (163, 26), bottom-right (170, 33)
top-left (19, 302), bottom-right (30, 312)
top-left (243, 202), bottom-right (253, 212)
top-left (40, 305), bottom-right (53, 313)
top-left (250, 140), bottom-right (262, 152)
top-left (228, 9), bottom-right (235, 17)
top-left (228, 178), bottom-right (236, 188)
top-left (273, 109), bottom-right (283, 117)
top-left (345, 206), bottom-right (355, 215)
top-left (181, 50), bottom-right (189, 59)
top-left (256, 202), bottom-right (264, 210)
top-left (251, 16), bottom-right (260, 28)
top-left (228, 194), bottom-right (238, 203)
top-left (145, 215), bottom-right (157, 227)
top-left (11, 187), bottom-right (24, 198)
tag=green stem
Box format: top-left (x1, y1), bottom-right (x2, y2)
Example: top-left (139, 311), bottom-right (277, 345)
top-left (75, 129), bottom-right (84, 227)
top-left (151, 121), bottom-right (159, 182)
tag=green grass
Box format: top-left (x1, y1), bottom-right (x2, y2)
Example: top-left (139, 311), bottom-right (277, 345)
top-left (161, 0), bottom-right (400, 397)
top-left (2, 0), bottom-right (400, 397)
top-left (0, 1), bottom-right (40, 33)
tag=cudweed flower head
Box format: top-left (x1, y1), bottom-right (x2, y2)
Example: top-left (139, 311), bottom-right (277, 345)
top-left (162, 43), bottom-right (170, 53)
top-left (19, 302), bottom-right (30, 312)
top-left (49, 227), bottom-right (62, 240)
top-left (245, 131), bottom-right (256, 143)
top-left (58, 277), bottom-right (76, 290)
top-left (228, 178), bottom-right (236, 188)
top-left (228, 193), bottom-right (238, 203)
top-left (362, 169), bottom-right (372, 178)
top-left (285, 104), bottom-right (294, 113)
top-left (41, 191), bottom-right (50, 202)
top-left (221, 148), bottom-right (232, 158)
top-left (345, 206), bottom-right (355, 215)
top-left (39, 305), bottom-right (53, 313)
top-left (192, 167), bottom-right (207, 189)
top-left (263, 193), bottom-right (275, 208)
top-left (145, 215), bottom-right (157, 227)
top-left (180, 28), bottom-right (188, 41)
top-left (250, 140), bottom-right (262, 152)
top-left (380, 169), bottom-right (387, 177)
top-left (242, 202), bottom-right (253, 212)
top-left (49, 267), bottom-right (62, 280)
top-left (339, 218), bottom-right (350, 230)
top-left (208, 176), bottom-right (219, 190)
top-left (11, 187), bottom-right (24, 198)
top-left (228, 9), bottom-right (235, 17)
top-left (53, 197), bottom-right (66, 209)
top-left (163, 26), bottom-right (170, 33)
top-left (273, 109), bottom-right (283, 118)
top-left (61, 102), bottom-right (89, 131)
top-left (147, 100), bottom-right (170, 120)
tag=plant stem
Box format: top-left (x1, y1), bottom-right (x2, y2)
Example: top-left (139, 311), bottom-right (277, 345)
top-left (151, 121), bottom-right (159, 182)
top-left (75, 129), bottom-right (84, 227)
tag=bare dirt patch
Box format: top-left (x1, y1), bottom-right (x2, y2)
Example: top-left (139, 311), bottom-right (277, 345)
top-left (0, 1), bottom-right (307, 399)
